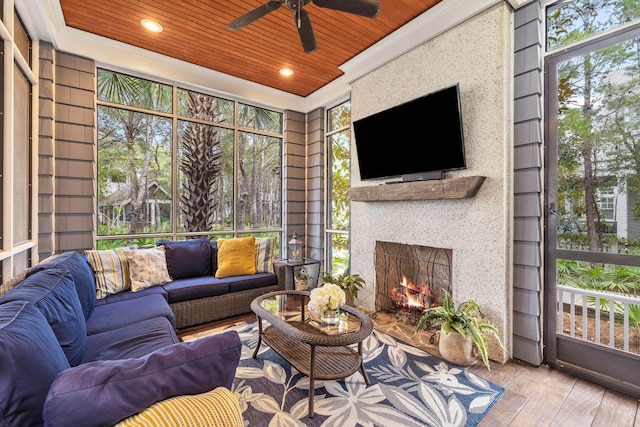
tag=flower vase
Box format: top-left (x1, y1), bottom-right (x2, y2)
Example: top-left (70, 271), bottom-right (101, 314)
top-left (321, 309), bottom-right (341, 325)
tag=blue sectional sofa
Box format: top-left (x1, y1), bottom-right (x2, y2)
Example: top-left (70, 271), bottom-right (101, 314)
top-left (0, 238), bottom-right (285, 426)
top-left (154, 238), bottom-right (286, 329)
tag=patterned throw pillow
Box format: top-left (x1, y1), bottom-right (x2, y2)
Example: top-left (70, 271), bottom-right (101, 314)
top-left (113, 387), bottom-right (243, 427)
top-left (215, 236), bottom-right (256, 278)
top-left (85, 248), bottom-right (134, 299)
top-left (255, 237), bottom-right (276, 273)
top-left (124, 247), bottom-right (172, 292)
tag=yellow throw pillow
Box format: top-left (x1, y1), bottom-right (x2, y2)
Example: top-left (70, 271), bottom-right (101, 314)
top-left (114, 387), bottom-right (243, 427)
top-left (215, 236), bottom-right (256, 278)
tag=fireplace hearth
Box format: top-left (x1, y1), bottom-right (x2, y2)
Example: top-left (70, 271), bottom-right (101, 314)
top-left (375, 241), bottom-right (452, 324)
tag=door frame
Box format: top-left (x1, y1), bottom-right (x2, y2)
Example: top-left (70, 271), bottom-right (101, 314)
top-left (543, 22), bottom-right (640, 398)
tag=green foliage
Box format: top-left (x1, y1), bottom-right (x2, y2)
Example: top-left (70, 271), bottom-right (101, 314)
top-left (327, 100), bottom-right (352, 259)
top-left (96, 239), bottom-right (128, 250)
top-left (330, 253), bottom-right (350, 274)
top-left (319, 270), bottom-right (365, 299)
top-left (415, 291), bottom-right (505, 370)
top-left (558, 260), bottom-right (640, 331)
top-left (132, 237), bottom-right (159, 248)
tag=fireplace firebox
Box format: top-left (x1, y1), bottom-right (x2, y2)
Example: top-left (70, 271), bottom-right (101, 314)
top-left (374, 241), bottom-right (452, 324)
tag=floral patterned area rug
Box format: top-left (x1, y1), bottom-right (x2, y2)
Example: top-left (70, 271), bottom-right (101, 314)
top-left (183, 320), bottom-right (503, 427)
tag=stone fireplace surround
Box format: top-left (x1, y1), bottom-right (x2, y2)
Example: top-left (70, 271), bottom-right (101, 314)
top-left (348, 3), bottom-right (512, 363)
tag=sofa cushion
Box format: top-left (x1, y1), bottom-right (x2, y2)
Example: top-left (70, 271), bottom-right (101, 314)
top-left (161, 276), bottom-right (229, 303)
top-left (86, 247), bottom-right (134, 298)
top-left (114, 387), bottom-right (243, 427)
top-left (125, 247), bottom-right (172, 292)
top-left (157, 238), bottom-right (212, 279)
top-left (44, 330), bottom-right (242, 427)
top-left (0, 301), bottom-right (70, 427)
top-left (26, 251), bottom-right (97, 320)
top-left (86, 293), bottom-right (175, 335)
top-left (255, 236), bottom-right (276, 273)
top-left (96, 283), bottom-right (168, 305)
top-left (82, 316), bottom-right (179, 363)
top-left (226, 272), bottom-right (279, 293)
top-left (1, 268), bottom-right (87, 366)
top-left (215, 236), bottom-right (256, 278)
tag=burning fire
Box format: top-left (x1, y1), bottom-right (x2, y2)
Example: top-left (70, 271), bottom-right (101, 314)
top-left (390, 275), bottom-right (434, 310)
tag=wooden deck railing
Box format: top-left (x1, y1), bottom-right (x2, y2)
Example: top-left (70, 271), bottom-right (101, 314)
top-left (557, 284), bottom-right (640, 352)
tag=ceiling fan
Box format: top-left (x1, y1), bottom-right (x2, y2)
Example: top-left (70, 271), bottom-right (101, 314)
top-left (227, 0), bottom-right (382, 53)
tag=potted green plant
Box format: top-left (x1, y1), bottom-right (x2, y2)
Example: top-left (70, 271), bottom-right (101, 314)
top-left (294, 266), bottom-right (311, 291)
top-left (319, 270), bottom-right (365, 306)
top-left (415, 291), bottom-right (505, 370)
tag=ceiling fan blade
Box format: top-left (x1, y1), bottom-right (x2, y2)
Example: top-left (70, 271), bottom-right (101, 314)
top-left (312, 0), bottom-right (381, 18)
top-left (228, 1), bottom-right (282, 31)
top-left (294, 9), bottom-right (317, 53)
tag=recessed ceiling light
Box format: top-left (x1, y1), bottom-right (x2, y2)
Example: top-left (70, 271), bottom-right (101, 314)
top-left (279, 68), bottom-right (294, 77)
top-left (141, 19), bottom-right (163, 33)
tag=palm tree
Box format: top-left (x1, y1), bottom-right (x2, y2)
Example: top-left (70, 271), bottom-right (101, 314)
top-left (180, 92), bottom-right (224, 231)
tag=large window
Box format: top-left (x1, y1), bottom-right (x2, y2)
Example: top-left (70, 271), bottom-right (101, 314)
top-left (96, 69), bottom-right (283, 248)
top-left (13, 65), bottom-right (31, 246)
top-left (0, 9), bottom-right (35, 281)
top-left (326, 100), bottom-right (351, 274)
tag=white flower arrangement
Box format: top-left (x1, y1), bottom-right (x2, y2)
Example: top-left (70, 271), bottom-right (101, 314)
top-left (308, 283), bottom-right (346, 316)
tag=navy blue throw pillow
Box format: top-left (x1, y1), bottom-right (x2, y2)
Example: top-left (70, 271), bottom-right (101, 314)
top-left (43, 330), bottom-right (241, 427)
top-left (1, 268), bottom-right (87, 366)
top-left (157, 239), bottom-right (212, 279)
top-left (0, 301), bottom-right (70, 427)
top-left (26, 251), bottom-right (97, 320)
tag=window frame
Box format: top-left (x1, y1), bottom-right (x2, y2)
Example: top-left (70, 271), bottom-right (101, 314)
top-left (0, 6), bottom-right (38, 282)
top-left (325, 99), bottom-right (352, 274)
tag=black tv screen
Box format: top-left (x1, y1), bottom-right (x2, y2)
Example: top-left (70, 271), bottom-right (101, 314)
top-left (352, 84), bottom-right (466, 181)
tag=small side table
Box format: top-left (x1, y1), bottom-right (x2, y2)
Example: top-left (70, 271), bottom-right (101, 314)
top-left (278, 258), bottom-right (321, 291)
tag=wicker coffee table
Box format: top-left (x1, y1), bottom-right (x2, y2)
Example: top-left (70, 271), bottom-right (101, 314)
top-left (251, 290), bottom-right (374, 417)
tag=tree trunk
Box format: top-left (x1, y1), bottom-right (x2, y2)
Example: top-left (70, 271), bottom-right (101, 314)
top-left (581, 53), bottom-right (599, 252)
top-left (180, 93), bottom-right (222, 232)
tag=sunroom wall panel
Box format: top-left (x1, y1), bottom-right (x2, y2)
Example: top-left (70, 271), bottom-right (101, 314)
top-left (512, 0), bottom-right (543, 365)
top-left (54, 50), bottom-right (95, 253)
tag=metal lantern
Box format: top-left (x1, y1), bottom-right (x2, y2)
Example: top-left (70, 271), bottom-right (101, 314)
top-left (288, 232), bottom-right (303, 262)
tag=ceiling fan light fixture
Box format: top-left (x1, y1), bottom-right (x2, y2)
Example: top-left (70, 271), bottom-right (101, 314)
top-left (140, 19), bottom-right (163, 33)
top-left (279, 68), bottom-right (294, 76)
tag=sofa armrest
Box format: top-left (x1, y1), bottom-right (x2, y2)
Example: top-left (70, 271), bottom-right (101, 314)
top-left (43, 330), bottom-right (241, 427)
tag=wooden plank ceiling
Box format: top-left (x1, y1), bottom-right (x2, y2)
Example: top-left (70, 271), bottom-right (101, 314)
top-left (58, 0), bottom-right (442, 97)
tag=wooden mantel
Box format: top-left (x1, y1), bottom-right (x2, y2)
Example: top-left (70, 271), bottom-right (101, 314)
top-left (349, 176), bottom-right (486, 202)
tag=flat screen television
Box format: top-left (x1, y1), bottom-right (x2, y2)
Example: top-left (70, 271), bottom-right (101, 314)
top-left (352, 83), bottom-right (466, 182)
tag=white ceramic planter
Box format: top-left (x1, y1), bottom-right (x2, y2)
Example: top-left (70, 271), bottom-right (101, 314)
top-left (438, 331), bottom-right (476, 367)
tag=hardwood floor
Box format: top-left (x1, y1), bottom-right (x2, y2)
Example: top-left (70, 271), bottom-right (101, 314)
top-left (177, 312), bottom-right (640, 427)
top-left (468, 358), bottom-right (640, 426)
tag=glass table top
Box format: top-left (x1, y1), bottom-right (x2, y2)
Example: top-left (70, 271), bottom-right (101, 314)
top-left (258, 292), bottom-right (363, 335)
